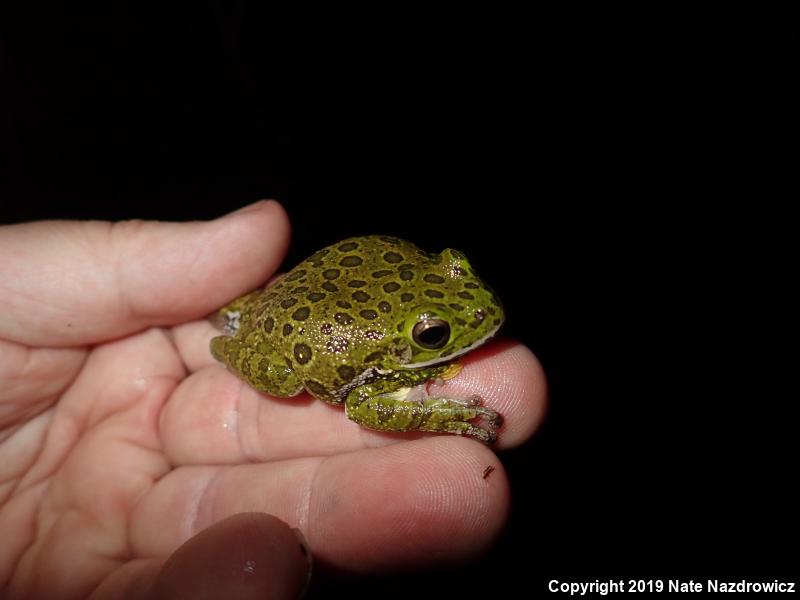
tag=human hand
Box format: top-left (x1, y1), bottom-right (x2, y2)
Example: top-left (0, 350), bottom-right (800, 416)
top-left (0, 201), bottom-right (547, 599)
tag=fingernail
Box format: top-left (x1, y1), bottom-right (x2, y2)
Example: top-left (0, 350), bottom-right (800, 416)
top-left (292, 528), bottom-right (313, 599)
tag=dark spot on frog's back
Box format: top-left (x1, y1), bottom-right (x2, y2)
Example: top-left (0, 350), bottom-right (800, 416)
top-left (423, 274), bottom-right (445, 284)
top-left (284, 269), bottom-right (307, 282)
top-left (323, 268), bottom-right (340, 280)
top-left (307, 292), bottom-right (325, 302)
top-left (347, 280), bottom-right (367, 288)
top-left (379, 236), bottom-right (401, 245)
top-left (340, 255), bottom-right (363, 267)
top-left (338, 241), bottom-right (359, 252)
top-left (464, 282), bottom-right (479, 289)
top-left (378, 301), bottom-right (392, 313)
top-left (305, 380), bottom-right (328, 398)
top-left (293, 343), bottom-right (313, 364)
top-left (372, 269), bottom-right (393, 278)
top-left (424, 289), bottom-right (444, 298)
top-left (321, 282), bottom-right (338, 293)
top-left (400, 292), bottom-right (414, 302)
top-left (292, 307), bottom-right (311, 321)
top-left (365, 350), bottom-right (384, 362)
top-left (334, 312), bottom-right (354, 325)
top-left (337, 365), bottom-right (356, 381)
top-left (383, 252), bottom-right (403, 263)
top-left (292, 286), bottom-right (309, 294)
top-left (280, 298), bottom-right (298, 309)
top-left (458, 291), bottom-right (475, 300)
top-left (359, 309), bottom-right (378, 320)
top-left (263, 316), bottom-right (274, 333)
top-left (352, 291), bottom-right (370, 302)
top-left (383, 282), bottom-right (401, 293)
top-left (283, 323), bottom-right (293, 336)
top-left (400, 270), bottom-right (414, 281)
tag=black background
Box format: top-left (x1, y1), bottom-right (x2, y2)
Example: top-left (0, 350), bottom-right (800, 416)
top-left (1, 2), bottom-right (796, 596)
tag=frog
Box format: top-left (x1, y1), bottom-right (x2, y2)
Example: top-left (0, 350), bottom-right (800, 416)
top-left (210, 235), bottom-right (505, 442)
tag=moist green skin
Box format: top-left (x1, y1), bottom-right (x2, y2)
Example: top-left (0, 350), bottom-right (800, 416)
top-left (210, 235), bottom-right (505, 442)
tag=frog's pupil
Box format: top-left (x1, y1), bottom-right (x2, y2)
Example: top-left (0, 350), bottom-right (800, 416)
top-left (412, 320), bottom-right (451, 349)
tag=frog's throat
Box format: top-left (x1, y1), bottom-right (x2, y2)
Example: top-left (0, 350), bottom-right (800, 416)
top-left (402, 322), bottom-right (503, 370)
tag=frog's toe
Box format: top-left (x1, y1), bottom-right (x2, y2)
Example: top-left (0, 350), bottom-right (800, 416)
top-left (464, 423), bottom-right (498, 444)
top-left (450, 407), bottom-right (503, 443)
top-left (483, 408), bottom-right (503, 429)
top-left (448, 394), bottom-right (483, 407)
top-left (445, 398), bottom-right (503, 443)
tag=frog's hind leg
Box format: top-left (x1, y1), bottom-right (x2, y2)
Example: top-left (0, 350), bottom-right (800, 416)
top-left (210, 335), bottom-right (303, 397)
top-left (344, 380), bottom-right (502, 443)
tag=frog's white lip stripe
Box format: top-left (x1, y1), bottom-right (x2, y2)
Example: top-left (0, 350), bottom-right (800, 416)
top-left (402, 322), bottom-right (504, 369)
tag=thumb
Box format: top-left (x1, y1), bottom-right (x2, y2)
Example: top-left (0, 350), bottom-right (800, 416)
top-left (0, 200), bottom-right (290, 347)
top-left (150, 513), bottom-right (312, 600)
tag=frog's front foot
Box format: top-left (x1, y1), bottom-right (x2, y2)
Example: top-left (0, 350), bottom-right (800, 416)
top-left (445, 398), bottom-right (502, 444)
top-left (433, 394), bottom-right (503, 443)
top-left (345, 387), bottom-right (503, 444)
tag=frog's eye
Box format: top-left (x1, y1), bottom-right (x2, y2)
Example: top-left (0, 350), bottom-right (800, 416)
top-left (412, 319), bottom-right (451, 349)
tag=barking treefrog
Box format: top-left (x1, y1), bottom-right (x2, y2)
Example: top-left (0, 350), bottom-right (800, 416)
top-left (210, 235), bottom-right (505, 442)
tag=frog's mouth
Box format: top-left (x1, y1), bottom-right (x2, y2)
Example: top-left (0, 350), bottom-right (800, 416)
top-left (402, 321), bottom-right (504, 369)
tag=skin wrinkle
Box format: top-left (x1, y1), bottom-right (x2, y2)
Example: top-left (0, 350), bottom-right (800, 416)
top-left (15, 506), bottom-right (89, 596)
top-left (16, 392), bottom-right (86, 494)
top-left (108, 220), bottom-right (146, 330)
top-left (160, 328), bottom-right (190, 378)
top-left (1, 285), bottom-right (61, 324)
top-left (295, 453), bottom-right (319, 535)
top-left (194, 467), bottom-right (222, 542)
top-left (0, 409), bottom-right (54, 505)
top-left (0, 479), bottom-right (46, 588)
top-left (252, 385), bottom-right (269, 463)
top-left (0, 344), bottom-right (87, 439)
top-left (15, 483), bottom-right (52, 592)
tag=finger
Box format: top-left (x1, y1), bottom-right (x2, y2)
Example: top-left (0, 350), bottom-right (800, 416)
top-left (131, 437), bottom-right (508, 572)
top-left (151, 513), bottom-right (311, 600)
top-left (170, 319), bottom-right (221, 374)
top-left (0, 200), bottom-right (290, 347)
top-left (159, 340), bottom-right (546, 464)
top-left (89, 514), bottom-right (311, 600)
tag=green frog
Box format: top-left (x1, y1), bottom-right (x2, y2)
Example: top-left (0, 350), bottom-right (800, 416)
top-left (210, 235), bottom-right (504, 442)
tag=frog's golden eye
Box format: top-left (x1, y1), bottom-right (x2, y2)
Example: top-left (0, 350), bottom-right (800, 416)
top-left (412, 319), bottom-right (451, 349)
